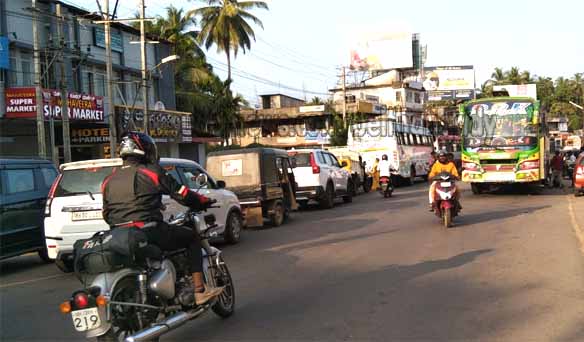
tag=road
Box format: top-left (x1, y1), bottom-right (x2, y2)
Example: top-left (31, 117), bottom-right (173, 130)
top-left (2, 182), bottom-right (584, 341)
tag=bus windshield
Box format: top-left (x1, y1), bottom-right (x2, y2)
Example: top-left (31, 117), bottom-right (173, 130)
top-left (463, 101), bottom-right (538, 150)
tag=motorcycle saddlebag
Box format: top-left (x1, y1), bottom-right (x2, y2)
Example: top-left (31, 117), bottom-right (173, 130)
top-left (73, 231), bottom-right (130, 275)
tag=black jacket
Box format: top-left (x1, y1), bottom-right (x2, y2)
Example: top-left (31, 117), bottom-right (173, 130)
top-left (102, 159), bottom-right (208, 226)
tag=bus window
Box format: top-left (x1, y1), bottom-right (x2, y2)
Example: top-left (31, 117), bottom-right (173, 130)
top-left (409, 134), bottom-right (414, 145)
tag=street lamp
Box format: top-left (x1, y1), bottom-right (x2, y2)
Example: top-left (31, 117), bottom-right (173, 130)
top-left (152, 55), bottom-right (180, 74)
top-left (142, 54), bottom-right (180, 132)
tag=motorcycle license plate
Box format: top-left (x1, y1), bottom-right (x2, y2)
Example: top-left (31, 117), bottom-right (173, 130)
top-left (72, 210), bottom-right (102, 221)
top-left (71, 307), bottom-right (101, 332)
top-left (440, 182), bottom-right (452, 187)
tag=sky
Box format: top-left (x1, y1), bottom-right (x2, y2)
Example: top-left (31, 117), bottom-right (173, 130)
top-left (74, 0), bottom-right (584, 107)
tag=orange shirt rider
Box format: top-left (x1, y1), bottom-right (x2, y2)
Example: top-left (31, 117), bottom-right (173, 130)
top-left (428, 161), bottom-right (459, 180)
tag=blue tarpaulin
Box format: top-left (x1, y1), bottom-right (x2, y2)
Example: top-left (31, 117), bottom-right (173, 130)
top-left (0, 37), bottom-right (9, 69)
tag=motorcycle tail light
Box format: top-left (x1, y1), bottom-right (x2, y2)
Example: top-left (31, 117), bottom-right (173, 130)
top-left (74, 293), bottom-right (89, 309)
top-left (59, 301), bottom-right (72, 314)
top-left (519, 160), bottom-right (539, 170)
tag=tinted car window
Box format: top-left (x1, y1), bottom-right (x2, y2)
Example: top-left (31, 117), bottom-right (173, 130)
top-left (326, 153), bottom-right (340, 167)
top-left (5, 169), bottom-right (35, 194)
top-left (316, 151), bottom-right (326, 164)
top-left (162, 165), bottom-right (182, 184)
top-left (55, 166), bottom-right (114, 196)
top-left (294, 153), bottom-right (311, 167)
top-left (40, 167), bottom-right (58, 190)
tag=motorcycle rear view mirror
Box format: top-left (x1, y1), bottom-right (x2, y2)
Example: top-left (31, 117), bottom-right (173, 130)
top-left (195, 174), bottom-right (208, 188)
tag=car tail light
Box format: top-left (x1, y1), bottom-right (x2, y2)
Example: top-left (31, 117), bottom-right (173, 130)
top-left (462, 162), bottom-right (478, 171)
top-left (45, 173), bottom-right (62, 216)
top-left (74, 293), bottom-right (89, 309)
top-left (310, 152), bottom-right (320, 174)
top-left (519, 160), bottom-right (539, 170)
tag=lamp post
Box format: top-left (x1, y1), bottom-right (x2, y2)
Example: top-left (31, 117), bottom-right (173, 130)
top-left (569, 101), bottom-right (584, 131)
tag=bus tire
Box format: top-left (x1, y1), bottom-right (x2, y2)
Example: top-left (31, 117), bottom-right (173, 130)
top-left (471, 183), bottom-right (482, 195)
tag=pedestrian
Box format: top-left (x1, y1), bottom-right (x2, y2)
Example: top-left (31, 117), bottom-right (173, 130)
top-left (371, 158), bottom-right (380, 191)
top-left (551, 150), bottom-right (564, 188)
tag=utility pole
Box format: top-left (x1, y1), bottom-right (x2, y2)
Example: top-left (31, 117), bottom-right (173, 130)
top-left (342, 66), bottom-right (347, 127)
top-left (140, 0), bottom-right (149, 133)
top-left (103, 0), bottom-right (117, 157)
top-left (32, 0), bottom-right (47, 158)
top-left (56, 3), bottom-right (71, 163)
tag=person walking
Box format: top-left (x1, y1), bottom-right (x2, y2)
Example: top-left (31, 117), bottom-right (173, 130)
top-left (551, 150), bottom-right (564, 188)
top-left (371, 158), bottom-right (380, 191)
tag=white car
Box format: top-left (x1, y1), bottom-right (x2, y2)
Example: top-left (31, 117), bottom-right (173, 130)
top-left (44, 158), bottom-right (242, 272)
top-left (287, 149), bottom-right (353, 208)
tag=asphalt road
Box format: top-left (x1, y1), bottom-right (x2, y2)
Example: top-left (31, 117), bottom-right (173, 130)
top-left (2, 181), bottom-right (584, 341)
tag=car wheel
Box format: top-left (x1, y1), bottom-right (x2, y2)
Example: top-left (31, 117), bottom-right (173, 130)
top-left (319, 183), bottom-right (335, 209)
top-left (38, 248), bottom-right (53, 263)
top-left (343, 181), bottom-right (354, 203)
top-left (224, 211), bottom-right (243, 244)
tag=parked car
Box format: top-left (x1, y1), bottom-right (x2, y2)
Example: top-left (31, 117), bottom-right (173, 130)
top-left (44, 158), bottom-right (242, 272)
top-left (287, 149), bottom-right (353, 209)
top-left (0, 158), bottom-right (58, 262)
top-left (206, 148), bottom-right (298, 227)
top-left (574, 152), bottom-right (584, 196)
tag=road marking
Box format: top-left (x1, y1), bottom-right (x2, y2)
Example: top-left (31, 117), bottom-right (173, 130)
top-left (0, 274), bottom-right (67, 289)
top-left (568, 196), bottom-right (584, 254)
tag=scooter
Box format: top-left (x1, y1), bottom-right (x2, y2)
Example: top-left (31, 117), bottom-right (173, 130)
top-left (379, 175), bottom-right (393, 198)
top-left (58, 174), bottom-right (234, 342)
top-left (431, 172), bottom-right (460, 228)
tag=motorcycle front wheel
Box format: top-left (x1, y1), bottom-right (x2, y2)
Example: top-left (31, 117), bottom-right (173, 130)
top-left (442, 208), bottom-right (452, 228)
top-left (211, 256), bottom-right (235, 318)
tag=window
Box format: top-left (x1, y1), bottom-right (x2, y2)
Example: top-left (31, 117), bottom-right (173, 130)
top-left (409, 134), bottom-right (415, 145)
top-left (39, 167), bottom-right (58, 190)
top-left (21, 58), bottom-right (32, 86)
top-left (55, 167), bottom-right (114, 196)
top-left (396, 92), bottom-right (402, 103)
top-left (8, 56), bottom-right (17, 86)
top-left (87, 72), bottom-right (94, 94)
top-left (180, 167), bottom-right (216, 189)
top-left (326, 153), bottom-right (341, 167)
top-left (162, 165), bottom-right (182, 184)
top-left (406, 91), bottom-right (414, 102)
top-left (316, 151), bottom-right (326, 165)
top-left (294, 153), bottom-right (312, 167)
top-left (94, 73), bottom-right (106, 97)
top-left (4, 169), bottom-right (36, 194)
top-left (414, 92), bottom-right (421, 104)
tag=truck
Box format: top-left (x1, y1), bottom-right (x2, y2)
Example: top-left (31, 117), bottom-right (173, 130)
top-left (459, 97), bottom-right (547, 194)
top-left (206, 148), bottom-right (298, 227)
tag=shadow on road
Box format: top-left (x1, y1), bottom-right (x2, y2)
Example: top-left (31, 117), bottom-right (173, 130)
top-left (454, 205), bottom-right (550, 228)
top-left (0, 254), bottom-right (53, 277)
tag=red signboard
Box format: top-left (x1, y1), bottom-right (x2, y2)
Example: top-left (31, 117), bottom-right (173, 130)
top-left (5, 87), bottom-right (105, 121)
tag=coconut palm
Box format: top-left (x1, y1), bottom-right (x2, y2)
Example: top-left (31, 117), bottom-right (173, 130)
top-left (520, 70), bottom-right (533, 84)
top-left (491, 67), bottom-right (506, 84)
top-left (191, 0), bottom-right (269, 82)
top-left (506, 67), bottom-right (521, 84)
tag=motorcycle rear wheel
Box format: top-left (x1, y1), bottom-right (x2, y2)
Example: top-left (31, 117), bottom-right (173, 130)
top-left (211, 256), bottom-right (235, 318)
top-left (97, 277), bottom-right (159, 342)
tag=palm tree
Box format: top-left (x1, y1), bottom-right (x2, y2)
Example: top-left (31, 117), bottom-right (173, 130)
top-left (491, 67), bottom-right (506, 84)
top-left (520, 70), bottom-right (533, 84)
top-left (507, 67), bottom-right (521, 84)
top-left (191, 0), bottom-right (269, 82)
top-left (157, 6), bottom-right (204, 59)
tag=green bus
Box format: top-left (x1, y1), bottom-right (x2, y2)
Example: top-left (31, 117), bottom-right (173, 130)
top-left (459, 97), bottom-right (547, 194)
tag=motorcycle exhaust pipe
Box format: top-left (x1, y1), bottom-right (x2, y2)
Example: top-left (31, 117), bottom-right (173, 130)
top-left (125, 307), bottom-right (206, 342)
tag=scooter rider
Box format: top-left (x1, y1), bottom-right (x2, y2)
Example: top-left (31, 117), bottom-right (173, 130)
top-left (428, 151), bottom-right (460, 211)
top-left (378, 154), bottom-right (391, 179)
top-left (102, 131), bottom-right (223, 305)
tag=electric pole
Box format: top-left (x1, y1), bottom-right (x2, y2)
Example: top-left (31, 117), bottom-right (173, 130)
top-left (342, 66), bottom-right (347, 127)
top-left (140, 0), bottom-right (149, 133)
top-left (32, 0), bottom-right (47, 158)
top-left (103, 0), bottom-right (117, 157)
top-left (56, 3), bottom-right (71, 163)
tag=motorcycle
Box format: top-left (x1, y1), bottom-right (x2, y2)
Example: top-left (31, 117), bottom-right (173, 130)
top-left (58, 174), bottom-right (234, 341)
top-left (379, 172), bottom-right (395, 198)
top-left (431, 172), bottom-right (460, 228)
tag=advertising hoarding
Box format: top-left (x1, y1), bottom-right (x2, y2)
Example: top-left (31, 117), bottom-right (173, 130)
top-left (350, 32), bottom-right (413, 71)
top-left (493, 84), bottom-right (537, 100)
top-left (4, 87), bottom-right (105, 121)
top-left (424, 65), bottom-right (475, 101)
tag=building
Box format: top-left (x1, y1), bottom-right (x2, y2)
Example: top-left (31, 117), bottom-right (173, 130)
top-left (235, 93), bottom-right (333, 147)
top-left (330, 69), bottom-right (426, 126)
top-left (0, 0), bottom-right (204, 164)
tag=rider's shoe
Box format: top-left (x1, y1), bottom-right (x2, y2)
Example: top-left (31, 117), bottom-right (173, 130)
top-left (195, 285), bottom-right (224, 305)
top-left (428, 204), bottom-right (434, 212)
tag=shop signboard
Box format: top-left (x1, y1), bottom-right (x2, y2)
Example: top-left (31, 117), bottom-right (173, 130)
top-left (4, 87), bottom-right (105, 121)
top-left (115, 106), bottom-right (190, 143)
top-left (70, 124), bottom-right (110, 144)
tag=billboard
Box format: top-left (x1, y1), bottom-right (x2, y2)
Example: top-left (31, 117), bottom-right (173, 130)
top-left (493, 84), bottom-right (537, 100)
top-left (4, 87), bottom-right (105, 121)
top-left (350, 32), bottom-right (413, 71)
top-left (424, 65), bottom-right (475, 101)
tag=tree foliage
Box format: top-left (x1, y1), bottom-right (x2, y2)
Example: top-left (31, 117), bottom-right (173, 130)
top-left (482, 68), bottom-right (584, 130)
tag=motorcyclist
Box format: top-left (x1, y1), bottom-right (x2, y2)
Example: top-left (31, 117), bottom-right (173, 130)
top-left (428, 151), bottom-right (460, 211)
top-left (102, 132), bottom-right (223, 305)
top-left (378, 154), bottom-right (391, 179)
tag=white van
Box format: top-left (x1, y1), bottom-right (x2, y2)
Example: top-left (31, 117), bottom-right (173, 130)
top-left (44, 158), bottom-right (242, 272)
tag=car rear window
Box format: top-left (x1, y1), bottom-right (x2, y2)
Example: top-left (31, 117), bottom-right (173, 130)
top-left (293, 153), bottom-right (311, 167)
top-left (55, 166), bottom-right (115, 197)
